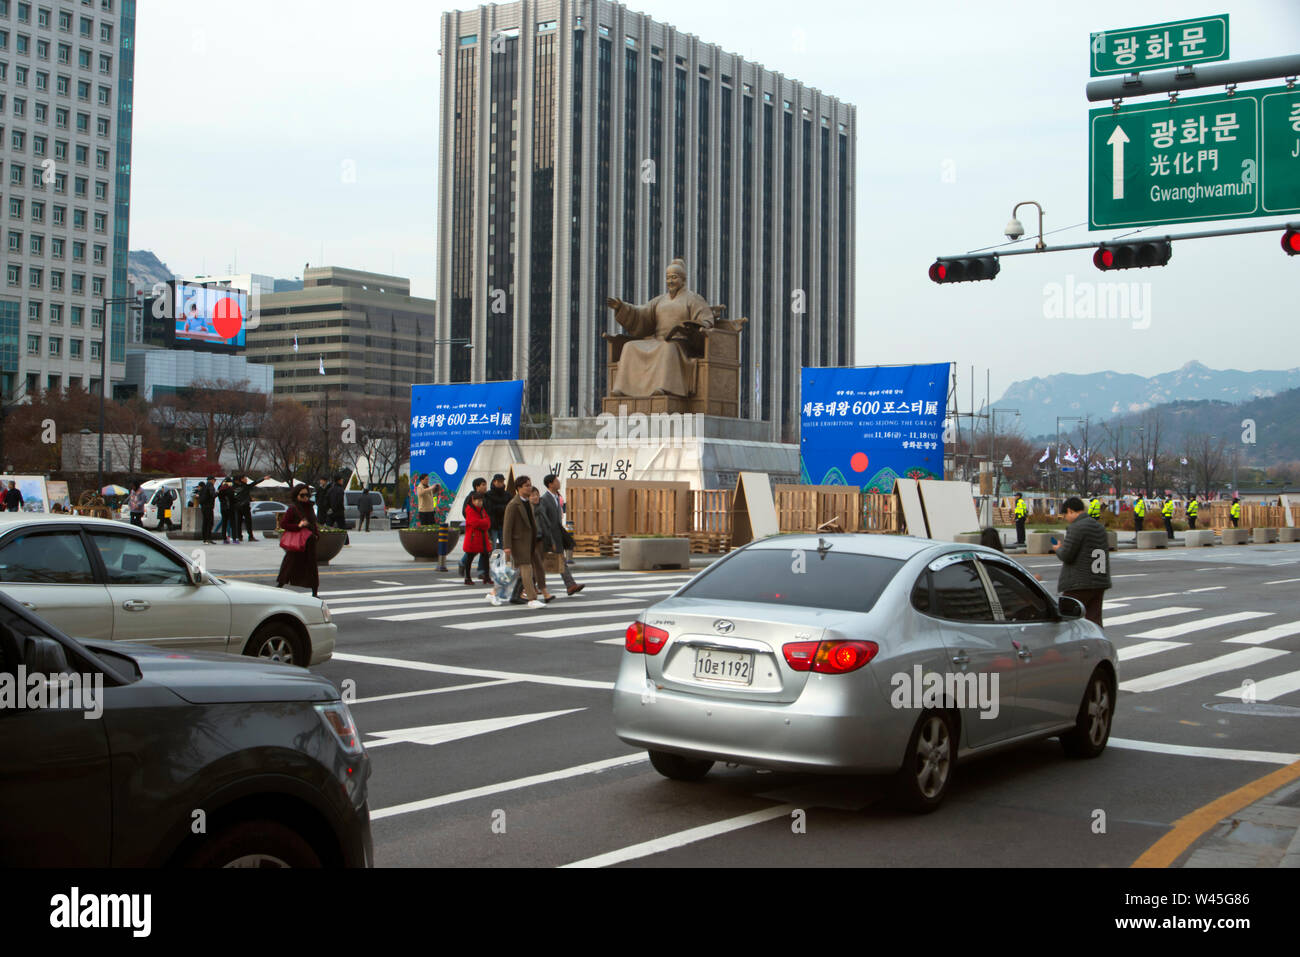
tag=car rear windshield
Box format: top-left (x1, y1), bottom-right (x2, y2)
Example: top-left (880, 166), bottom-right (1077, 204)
top-left (676, 548), bottom-right (903, 614)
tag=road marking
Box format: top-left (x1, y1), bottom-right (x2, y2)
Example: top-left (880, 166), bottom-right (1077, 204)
top-left (1132, 757), bottom-right (1300, 868)
top-left (370, 754), bottom-right (649, 821)
top-left (1106, 607), bottom-right (1199, 628)
top-left (1108, 592), bottom-right (1181, 602)
top-left (1265, 578), bottom-right (1300, 585)
top-left (1216, 670), bottom-right (1300, 702)
top-left (374, 597), bottom-right (649, 623)
top-left (1119, 648), bottom-right (1288, 693)
top-left (1223, 621), bottom-right (1300, 646)
top-left (331, 652), bottom-right (615, 690)
top-left (374, 580), bottom-right (404, 586)
top-left (321, 572), bottom-right (692, 598)
top-left (365, 709), bottom-right (583, 749)
top-left (595, 637), bottom-right (625, 646)
top-left (1117, 641), bottom-right (1188, 662)
top-left (1184, 586), bottom-right (1226, 594)
top-left (1110, 574), bottom-right (1148, 579)
top-left (1130, 611), bottom-right (1272, 640)
top-left (1110, 738), bottom-right (1300, 765)
top-left (351, 679), bottom-right (521, 704)
top-left (328, 580), bottom-right (678, 613)
top-left (448, 601), bottom-right (673, 631)
top-left (520, 623), bottom-right (634, 639)
top-left (560, 804), bottom-right (800, 868)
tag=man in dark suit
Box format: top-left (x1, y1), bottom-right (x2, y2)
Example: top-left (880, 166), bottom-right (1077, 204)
top-left (540, 474), bottom-right (583, 596)
top-left (197, 477), bottom-right (216, 544)
top-left (326, 475), bottom-right (347, 530)
top-left (234, 476), bottom-right (257, 541)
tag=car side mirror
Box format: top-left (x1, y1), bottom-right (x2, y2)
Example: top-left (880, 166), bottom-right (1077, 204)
top-left (188, 563), bottom-right (204, 586)
top-left (1058, 597), bottom-right (1085, 620)
top-left (24, 635), bottom-right (71, 674)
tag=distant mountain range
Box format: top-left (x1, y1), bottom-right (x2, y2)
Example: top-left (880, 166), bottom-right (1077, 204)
top-left (995, 362), bottom-right (1300, 439)
top-left (128, 250), bottom-right (303, 294)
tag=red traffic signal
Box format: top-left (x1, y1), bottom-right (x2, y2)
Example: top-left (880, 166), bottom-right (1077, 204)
top-left (928, 256), bottom-right (1000, 284)
top-left (1093, 240), bottom-right (1172, 271)
top-left (1282, 228), bottom-right (1300, 256)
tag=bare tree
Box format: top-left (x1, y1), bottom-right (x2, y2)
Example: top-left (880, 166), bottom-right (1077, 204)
top-left (1185, 432), bottom-right (1229, 498)
top-left (156, 378), bottom-right (267, 467)
top-left (259, 400), bottom-right (310, 485)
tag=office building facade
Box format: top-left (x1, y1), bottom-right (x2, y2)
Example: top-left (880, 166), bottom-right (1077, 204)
top-left (435, 0), bottom-right (855, 439)
top-left (245, 266), bottom-right (435, 407)
top-left (0, 0), bottom-right (135, 402)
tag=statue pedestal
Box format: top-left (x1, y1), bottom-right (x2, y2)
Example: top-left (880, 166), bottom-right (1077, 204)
top-left (551, 414), bottom-right (774, 444)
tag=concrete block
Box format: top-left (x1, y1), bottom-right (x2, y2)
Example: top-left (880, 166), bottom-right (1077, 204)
top-left (1254, 527), bottom-right (1280, 544)
top-left (1221, 529), bottom-right (1250, 545)
top-left (1107, 530), bottom-right (1118, 552)
top-left (619, 537), bottom-right (690, 570)
top-left (1026, 532), bottom-right (1055, 555)
top-left (1135, 530), bottom-right (1167, 549)
top-left (1184, 530), bottom-right (1216, 547)
top-left (1277, 527), bottom-right (1300, 543)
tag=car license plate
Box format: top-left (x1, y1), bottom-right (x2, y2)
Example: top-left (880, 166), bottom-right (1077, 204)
top-left (694, 648), bottom-right (754, 685)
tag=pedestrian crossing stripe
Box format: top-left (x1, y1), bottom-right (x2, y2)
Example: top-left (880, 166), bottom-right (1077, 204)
top-left (328, 580), bottom-right (686, 616)
top-left (1129, 611), bottom-right (1273, 641)
top-left (1215, 670), bottom-right (1300, 703)
top-left (1120, 648), bottom-right (1288, 693)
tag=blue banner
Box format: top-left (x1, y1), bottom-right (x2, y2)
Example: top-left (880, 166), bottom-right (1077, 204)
top-left (410, 381), bottom-right (524, 497)
top-left (800, 364), bottom-right (950, 493)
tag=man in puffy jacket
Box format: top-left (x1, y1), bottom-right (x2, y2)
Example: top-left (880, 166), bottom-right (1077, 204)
top-left (1161, 498), bottom-right (1175, 540)
top-left (1186, 496), bottom-right (1199, 530)
top-left (1132, 496), bottom-right (1146, 533)
top-left (1013, 492), bottom-right (1029, 546)
top-left (1051, 496), bottom-right (1112, 628)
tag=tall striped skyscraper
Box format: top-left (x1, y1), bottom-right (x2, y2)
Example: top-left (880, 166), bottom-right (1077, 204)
top-left (435, 0), bottom-right (855, 440)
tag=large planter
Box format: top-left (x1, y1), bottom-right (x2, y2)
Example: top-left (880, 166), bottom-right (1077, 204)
top-left (398, 527), bottom-right (462, 562)
top-left (620, 536), bottom-right (690, 570)
top-left (316, 530), bottom-right (347, 565)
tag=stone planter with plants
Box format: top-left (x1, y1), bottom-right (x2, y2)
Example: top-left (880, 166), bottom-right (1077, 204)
top-left (315, 528), bottom-right (348, 565)
top-left (398, 525), bottom-right (462, 562)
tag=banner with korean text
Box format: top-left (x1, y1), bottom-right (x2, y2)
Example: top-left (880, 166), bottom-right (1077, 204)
top-left (409, 381), bottom-right (524, 497)
top-left (800, 364), bottom-right (951, 493)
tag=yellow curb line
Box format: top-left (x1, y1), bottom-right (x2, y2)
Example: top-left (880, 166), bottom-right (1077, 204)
top-left (1132, 757), bottom-right (1300, 868)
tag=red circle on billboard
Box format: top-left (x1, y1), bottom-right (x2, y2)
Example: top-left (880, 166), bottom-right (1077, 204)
top-left (212, 297), bottom-right (244, 339)
top-left (850, 452), bottom-right (869, 473)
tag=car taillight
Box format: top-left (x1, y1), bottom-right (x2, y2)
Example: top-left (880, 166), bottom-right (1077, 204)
top-left (783, 640), bottom-right (878, 674)
top-left (316, 702), bottom-right (365, 756)
top-left (625, 621), bottom-right (670, 655)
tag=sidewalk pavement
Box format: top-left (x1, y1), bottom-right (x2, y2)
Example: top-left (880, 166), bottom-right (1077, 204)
top-left (1180, 775), bottom-right (1300, 868)
top-left (162, 527), bottom-right (722, 577)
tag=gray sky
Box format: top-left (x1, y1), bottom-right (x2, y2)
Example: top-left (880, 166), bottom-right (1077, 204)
top-left (131, 0), bottom-right (1300, 408)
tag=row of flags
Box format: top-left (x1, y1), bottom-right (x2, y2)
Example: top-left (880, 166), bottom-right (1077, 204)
top-left (290, 333), bottom-right (327, 376)
top-left (1037, 447), bottom-right (1193, 470)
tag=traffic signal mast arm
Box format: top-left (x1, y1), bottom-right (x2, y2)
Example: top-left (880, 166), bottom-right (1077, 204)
top-left (930, 220), bottom-right (1300, 281)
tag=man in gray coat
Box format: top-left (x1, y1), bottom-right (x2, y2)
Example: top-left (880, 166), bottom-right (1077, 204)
top-left (1051, 496), bottom-right (1112, 627)
top-left (539, 474), bottom-right (584, 596)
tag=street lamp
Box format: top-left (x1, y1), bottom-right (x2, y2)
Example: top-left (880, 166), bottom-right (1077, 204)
top-left (99, 296), bottom-right (142, 494)
top-left (432, 337), bottom-right (474, 383)
top-left (985, 407), bottom-right (1019, 525)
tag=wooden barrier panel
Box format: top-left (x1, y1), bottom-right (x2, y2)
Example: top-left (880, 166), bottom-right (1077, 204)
top-left (629, 487), bottom-right (679, 536)
top-left (861, 493), bottom-right (901, 533)
top-left (692, 490), bottom-right (732, 534)
top-left (567, 485), bottom-right (613, 536)
top-left (1201, 503), bottom-right (1285, 530)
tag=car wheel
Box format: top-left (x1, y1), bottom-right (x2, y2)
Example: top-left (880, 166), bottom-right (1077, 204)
top-left (1060, 667), bottom-right (1115, 759)
top-left (648, 749), bottom-right (714, 782)
top-left (892, 710), bottom-right (955, 813)
top-left (247, 621), bottom-right (305, 665)
top-left (184, 819), bottom-right (321, 868)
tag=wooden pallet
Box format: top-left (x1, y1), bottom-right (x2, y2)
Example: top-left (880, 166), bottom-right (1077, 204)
top-left (688, 531), bottom-right (730, 554)
top-left (572, 533), bottom-right (615, 557)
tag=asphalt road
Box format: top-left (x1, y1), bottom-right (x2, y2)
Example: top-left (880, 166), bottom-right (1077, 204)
top-left (233, 545), bottom-right (1300, 867)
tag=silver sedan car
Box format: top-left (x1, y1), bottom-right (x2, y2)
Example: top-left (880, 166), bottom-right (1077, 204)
top-left (0, 514), bottom-right (336, 666)
top-left (613, 534), bottom-right (1118, 811)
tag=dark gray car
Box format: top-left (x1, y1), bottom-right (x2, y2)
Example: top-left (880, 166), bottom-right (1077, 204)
top-left (0, 591), bottom-right (371, 867)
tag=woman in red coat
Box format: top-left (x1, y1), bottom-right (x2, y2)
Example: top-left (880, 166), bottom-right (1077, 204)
top-left (462, 490), bottom-right (492, 586)
top-left (276, 484), bottom-right (320, 597)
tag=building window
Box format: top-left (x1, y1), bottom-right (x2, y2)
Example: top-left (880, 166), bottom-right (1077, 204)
top-left (70, 305), bottom-right (82, 326)
top-left (92, 211), bottom-right (104, 232)
top-left (92, 243), bottom-right (104, 264)
top-left (58, 10), bottom-right (70, 31)
top-left (71, 273), bottom-right (83, 293)
top-left (97, 52), bottom-right (109, 75)
top-left (54, 139), bottom-right (66, 160)
top-left (72, 239), bottom-right (84, 260)
top-left (28, 233), bottom-right (41, 255)
top-left (89, 341), bottom-right (101, 360)
top-left (32, 134), bottom-right (46, 155)
top-left (26, 335), bottom-right (40, 356)
top-left (95, 148), bottom-right (107, 168)
top-left (74, 175), bottom-right (86, 197)
top-left (36, 38), bottom-right (47, 58)
top-left (12, 96), bottom-right (24, 117)
top-left (56, 74), bottom-right (68, 95)
top-left (72, 208), bottom-right (85, 228)
top-left (52, 205), bottom-right (64, 225)
top-left (96, 116), bottom-right (107, 136)
top-left (77, 47), bottom-right (88, 69)
top-left (90, 275), bottom-right (102, 295)
top-left (33, 102), bottom-right (46, 123)
top-left (97, 84), bottom-right (109, 106)
top-left (6, 265), bottom-right (19, 287)
top-left (34, 69), bottom-right (46, 90)
top-left (9, 163), bottom-right (23, 186)
top-left (77, 79), bottom-right (89, 101)
top-left (75, 144), bottom-right (87, 165)
top-left (98, 22), bottom-right (109, 43)
top-left (31, 201), bottom-right (44, 222)
top-left (16, 2), bottom-right (30, 23)
top-left (9, 129), bottom-right (23, 151)
top-left (69, 338), bottom-right (81, 359)
top-left (8, 198), bottom-right (23, 218)
top-left (90, 307), bottom-right (101, 328)
top-left (93, 179), bottom-right (105, 200)
top-left (28, 267), bottom-right (41, 289)
top-left (28, 301), bottom-right (40, 322)
top-left (49, 303), bottom-right (61, 323)
top-left (76, 111), bottom-right (88, 133)
top-left (48, 269), bottom-right (61, 290)
top-left (48, 337), bottom-right (60, 357)
top-left (57, 42), bottom-right (69, 63)
top-left (7, 230), bottom-right (20, 252)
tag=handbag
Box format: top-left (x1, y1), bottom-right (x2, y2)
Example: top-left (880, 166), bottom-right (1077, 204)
top-left (280, 528), bottom-right (311, 552)
top-left (561, 527), bottom-right (575, 551)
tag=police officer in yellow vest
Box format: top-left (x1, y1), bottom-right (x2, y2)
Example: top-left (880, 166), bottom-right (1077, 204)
top-left (1230, 498), bottom-right (1241, 528)
top-left (1013, 492), bottom-right (1028, 545)
top-left (1133, 496), bottom-right (1146, 532)
top-left (1088, 495), bottom-right (1102, 519)
top-left (1187, 496), bottom-right (1199, 530)
top-left (1162, 498), bottom-right (1175, 539)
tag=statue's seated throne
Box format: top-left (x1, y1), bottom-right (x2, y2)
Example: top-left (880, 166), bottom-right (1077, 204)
top-left (602, 311), bottom-right (746, 418)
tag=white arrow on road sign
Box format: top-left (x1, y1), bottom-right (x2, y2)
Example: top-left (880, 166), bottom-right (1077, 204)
top-left (364, 708), bottom-right (584, 748)
top-left (1108, 125), bottom-right (1130, 200)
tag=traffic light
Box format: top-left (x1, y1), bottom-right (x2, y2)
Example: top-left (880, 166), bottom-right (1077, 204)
top-left (1092, 240), bottom-right (1172, 271)
top-left (928, 256), bottom-right (1000, 283)
top-left (1282, 227), bottom-right (1300, 256)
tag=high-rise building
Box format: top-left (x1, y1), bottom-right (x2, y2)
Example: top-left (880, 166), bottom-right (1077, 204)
top-left (245, 266), bottom-right (435, 407)
top-left (435, 0), bottom-right (855, 440)
top-left (0, 0), bottom-right (135, 402)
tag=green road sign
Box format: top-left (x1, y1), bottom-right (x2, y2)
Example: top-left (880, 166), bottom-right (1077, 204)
top-left (1089, 85), bottom-right (1300, 229)
top-left (1090, 15), bottom-right (1229, 77)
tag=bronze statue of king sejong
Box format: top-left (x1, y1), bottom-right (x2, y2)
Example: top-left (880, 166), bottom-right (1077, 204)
top-left (605, 258), bottom-right (720, 399)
